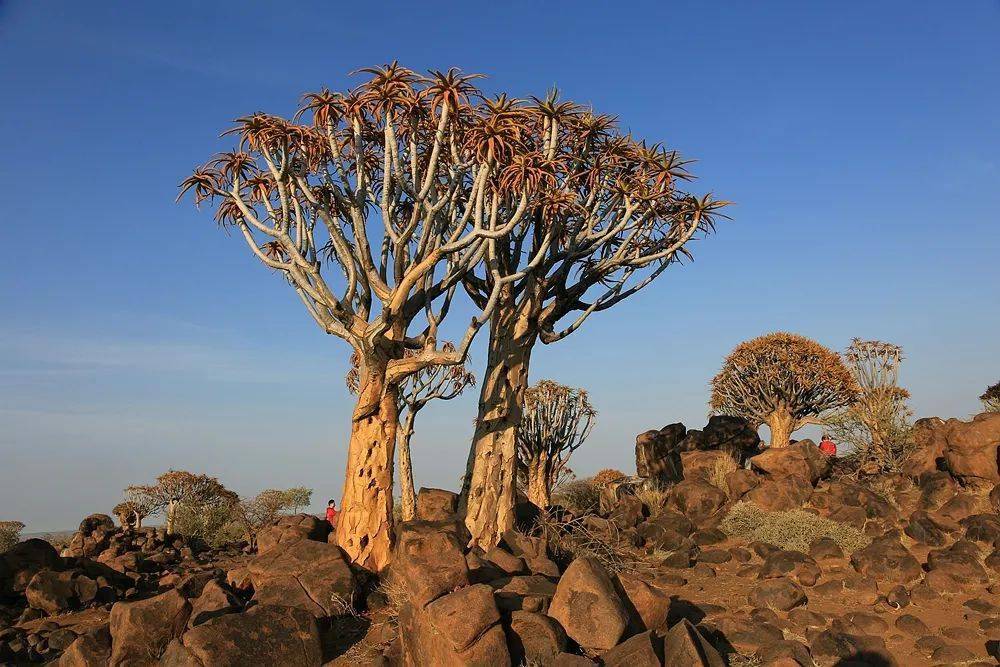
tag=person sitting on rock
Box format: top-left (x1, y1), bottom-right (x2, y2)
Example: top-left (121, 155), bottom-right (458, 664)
top-left (819, 433), bottom-right (838, 457)
top-left (325, 499), bottom-right (339, 529)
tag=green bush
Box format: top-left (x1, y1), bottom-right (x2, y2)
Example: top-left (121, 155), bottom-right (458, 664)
top-left (719, 501), bottom-right (870, 554)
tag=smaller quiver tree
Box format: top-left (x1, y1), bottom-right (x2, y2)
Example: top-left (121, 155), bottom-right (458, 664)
top-left (149, 470), bottom-right (233, 535)
top-left (981, 382), bottom-right (1000, 413)
top-left (711, 332), bottom-right (859, 448)
top-left (230, 489), bottom-right (297, 550)
top-left (827, 339), bottom-right (912, 475)
top-left (516, 379), bottom-right (596, 508)
top-left (0, 521), bottom-right (25, 554)
top-left (347, 344), bottom-right (475, 521)
top-left (122, 484), bottom-right (160, 530)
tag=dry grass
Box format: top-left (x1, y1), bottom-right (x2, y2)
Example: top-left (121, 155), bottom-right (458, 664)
top-left (708, 455), bottom-right (740, 492)
top-left (552, 479), bottom-right (601, 514)
top-left (719, 501), bottom-right (870, 554)
top-left (537, 510), bottom-right (651, 575)
top-left (633, 481), bottom-right (673, 516)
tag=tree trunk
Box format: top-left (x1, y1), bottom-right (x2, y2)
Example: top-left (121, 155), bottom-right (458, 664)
top-left (525, 455), bottom-right (551, 508)
top-left (336, 354), bottom-right (398, 572)
top-left (461, 291), bottom-right (539, 549)
top-left (166, 501), bottom-right (176, 534)
top-left (397, 412), bottom-right (417, 522)
top-left (766, 409), bottom-right (795, 448)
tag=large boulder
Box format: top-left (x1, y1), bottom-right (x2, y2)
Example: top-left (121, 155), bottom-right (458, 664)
top-left (745, 475), bottom-right (813, 511)
top-left (247, 538), bottom-right (355, 618)
top-left (161, 604), bottom-right (322, 666)
top-left (1, 538), bottom-right (61, 593)
top-left (903, 413), bottom-right (1000, 486)
top-left (671, 480), bottom-right (728, 522)
top-left (109, 589), bottom-right (192, 666)
top-left (636, 423), bottom-right (686, 480)
top-left (57, 626), bottom-right (112, 667)
top-left (256, 514), bottom-right (329, 554)
top-left (662, 618), bottom-right (726, 666)
top-left (700, 415), bottom-right (761, 462)
top-left (750, 441), bottom-right (828, 484)
top-left (415, 488), bottom-right (459, 521)
top-left (399, 585), bottom-right (509, 666)
top-left (25, 569), bottom-right (99, 614)
top-left (394, 519), bottom-right (470, 608)
top-left (549, 556), bottom-right (629, 651)
top-left (850, 536), bottom-right (921, 583)
top-left (505, 611), bottom-right (567, 665)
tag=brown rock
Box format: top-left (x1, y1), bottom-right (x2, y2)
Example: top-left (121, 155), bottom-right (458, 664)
top-left (506, 611), bottom-right (567, 665)
top-left (671, 480), bottom-right (728, 522)
top-left (415, 488), bottom-right (459, 521)
top-left (636, 423), bottom-right (686, 481)
top-left (248, 538), bottom-right (355, 618)
top-left (1, 538), bottom-right (61, 593)
top-left (808, 537), bottom-right (844, 561)
top-left (755, 639), bottom-right (812, 666)
top-left (617, 571), bottom-right (671, 632)
top-left (399, 599), bottom-right (510, 666)
top-left (167, 604), bottom-right (321, 667)
top-left (726, 469), bottom-right (760, 499)
top-left (662, 618), bottom-right (726, 666)
top-left (188, 580), bottom-right (239, 627)
top-left (745, 476), bottom-right (813, 511)
top-left (601, 630), bottom-right (662, 667)
top-left (256, 513), bottom-right (329, 554)
top-left (57, 626), bottom-right (111, 667)
top-left (424, 584), bottom-right (500, 652)
top-left (109, 589), bottom-right (191, 666)
top-left (850, 536), bottom-right (921, 583)
top-left (395, 520), bottom-right (470, 608)
top-left (748, 577), bottom-right (807, 611)
top-left (759, 550), bottom-right (821, 587)
top-left (894, 613), bottom-right (929, 636)
top-left (549, 556), bottom-right (628, 651)
top-left (492, 574), bottom-right (557, 613)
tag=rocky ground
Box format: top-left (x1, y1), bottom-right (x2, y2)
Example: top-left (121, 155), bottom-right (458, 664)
top-left (1, 411), bottom-right (998, 666)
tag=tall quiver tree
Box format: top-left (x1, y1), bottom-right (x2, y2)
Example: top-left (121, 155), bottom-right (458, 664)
top-left (460, 93), bottom-right (729, 547)
top-left (348, 344), bottom-right (475, 521)
top-left (981, 382), bottom-right (1000, 413)
top-left (710, 332), bottom-right (860, 448)
top-left (180, 64), bottom-right (542, 569)
top-left (516, 380), bottom-right (596, 508)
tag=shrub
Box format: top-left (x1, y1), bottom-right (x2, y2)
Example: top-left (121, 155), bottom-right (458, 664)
top-left (591, 468), bottom-right (627, 488)
top-left (551, 479), bottom-right (601, 514)
top-left (981, 382), bottom-right (1000, 413)
top-left (633, 480), bottom-right (673, 516)
top-left (719, 501), bottom-right (870, 554)
top-left (711, 332), bottom-right (859, 448)
top-left (707, 455), bottom-right (739, 492)
top-left (0, 521), bottom-right (25, 554)
top-left (536, 511), bottom-right (647, 575)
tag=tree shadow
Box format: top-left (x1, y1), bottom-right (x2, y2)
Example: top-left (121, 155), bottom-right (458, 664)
top-left (833, 651), bottom-right (894, 667)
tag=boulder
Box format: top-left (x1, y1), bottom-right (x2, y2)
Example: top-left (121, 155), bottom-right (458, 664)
top-left (492, 574), bottom-right (557, 613)
top-left (505, 611), bottom-right (567, 665)
top-left (617, 571), bottom-right (671, 633)
top-left (745, 476), bottom-right (813, 511)
top-left (399, 587), bottom-right (509, 666)
top-left (680, 450), bottom-right (738, 484)
top-left (25, 570), bottom-right (98, 614)
top-left (609, 494), bottom-right (647, 529)
top-left (57, 626), bottom-right (112, 667)
top-left (79, 514), bottom-right (116, 535)
top-left (903, 417), bottom-right (948, 477)
top-left (247, 538), bottom-right (355, 618)
top-left (750, 442), bottom-right (828, 484)
top-left (961, 513), bottom-right (1000, 547)
top-left (903, 413), bottom-right (1000, 486)
top-left (850, 536), bottom-right (921, 583)
top-left (671, 480), bottom-right (728, 523)
top-left (163, 604), bottom-right (321, 666)
top-left (904, 510), bottom-right (953, 546)
top-left (758, 550), bottom-right (821, 587)
top-left (636, 423), bottom-right (686, 480)
top-left (109, 589), bottom-right (191, 666)
top-left (395, 520), bottom-right (470, 608)
top-left (188, 580), bottom-right (240, 627)
top-left (749, 577), bottom-right (807, 611)
top-left (662, 618), bottom-right (726, 666)
top-left (601, 630), bottom-right (662, 667)
top-left (1, 538), bottom-right (61, 593)
top-left (725, 469), bottom-right (759, 499)
top-left (700, 415), bottom-right (761, 462)
top-left (415, 488), bottom-right (459, 520)
top-left (549, 556), bottom-right (629, 651)
top-left (256, 513), bottom-right (329, 554)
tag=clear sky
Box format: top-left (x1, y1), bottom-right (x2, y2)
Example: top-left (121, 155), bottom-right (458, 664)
top-left (1, 1), bottom-right (998, 532)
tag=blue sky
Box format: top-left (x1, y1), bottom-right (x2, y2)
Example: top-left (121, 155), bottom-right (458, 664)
top-left (1, 1), bottom-right (998, 531)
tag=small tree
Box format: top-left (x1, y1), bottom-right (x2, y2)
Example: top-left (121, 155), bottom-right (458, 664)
top-left (277, 487), bottom-right (313, 513)
top-left (230, 489), bottom-right (297, 550)
top-left (516, 380), bottom-right (596, 508)
top-left (981, 382), bottom-right (1000, 413)
top-left (0, 520), bottom-right (25, 554)
top-left (348, 344), bottom-right (475, 521)
top-left (711, 333), bottom-right (859, 448)
top-left (148, 470), bottom-right (234, 534)
top-left (122, 484), bottom-right (160, 529)
top-left (826, 339), bottom-right (913, 475)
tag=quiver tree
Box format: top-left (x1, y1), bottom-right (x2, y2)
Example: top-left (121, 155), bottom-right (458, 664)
top-left (981, 382), bottom-right (1000, 413)
top-left (516, 379), bottom-right (596, 508)
top-left (145, 470), bottom-right (234, 534)
top-left (0, 521), bottom-right (25, 553)
top-left (348, 343), bottom-right (475, 521)
top-left (460, 92), bottom-right (729, 547)
top-left (180, 63), bottom-right (550, 569)
top-left (278, 487), bottom-right (314, 513)
top-left (710, 332), bottom-right (859, 448)
top-left (827, 339), bottom-right (912, 474)
top-left (121, 484), bottom-right (160, 530)
top-left (230, 489), bottom-right (299, 550)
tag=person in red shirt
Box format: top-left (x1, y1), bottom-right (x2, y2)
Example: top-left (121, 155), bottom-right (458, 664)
top-left (819, 434), bottom-right (837, 457)
top-left (325, 499), bottom-right (339, 529)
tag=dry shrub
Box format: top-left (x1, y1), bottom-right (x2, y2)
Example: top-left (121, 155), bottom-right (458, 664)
top-left (537, 510), bottom-right (649, 575)
top-left (0, 521), bottom-right (25, 554)
top-left (633, 481), bottom-right (673, 516)
top-left (591, 468), bottom-right (627, 488)
top-left (719, 501), bottom-right (870, 554)
top-left (708, 455), bottom-right (739, 492)
top-left (552, 479), bottom-right (601, 514)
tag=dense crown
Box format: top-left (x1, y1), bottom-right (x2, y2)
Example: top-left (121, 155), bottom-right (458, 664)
top-left (710, 332), bottom-right (860, 426)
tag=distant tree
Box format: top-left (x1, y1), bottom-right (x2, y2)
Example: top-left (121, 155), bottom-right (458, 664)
top-left (122, 484), bottom-right (160, 530)
top-left (826, 339), bottom-right (913, 475)
top-left (148, 470), bottom-right (235, 534)
top-left (230, 489), bottom-right (297, 550)
top-left (981, 382), bottom-right (1000, 413)
top-left (348, 344), bottom-right (475, 521)
top-left (711, 333), bottom-right (859, 448)
top-left (0, 520), bottom-right (25, 554)
top-left (278, 487), bottom-right (313, 513)
top-left (459, 91), bottom-right (729, 548)
top-left (516, 380), bottom-right (596, 508)
top-left (180, 64), bottom-right (547, 569)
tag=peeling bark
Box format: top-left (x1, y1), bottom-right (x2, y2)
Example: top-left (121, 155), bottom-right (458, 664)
top-left (397, 412), bottom-right (417, 522)
top-left (525, 455), bottom-right (552, 508)
top-left (766, 408), bottom-right (795, 448)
